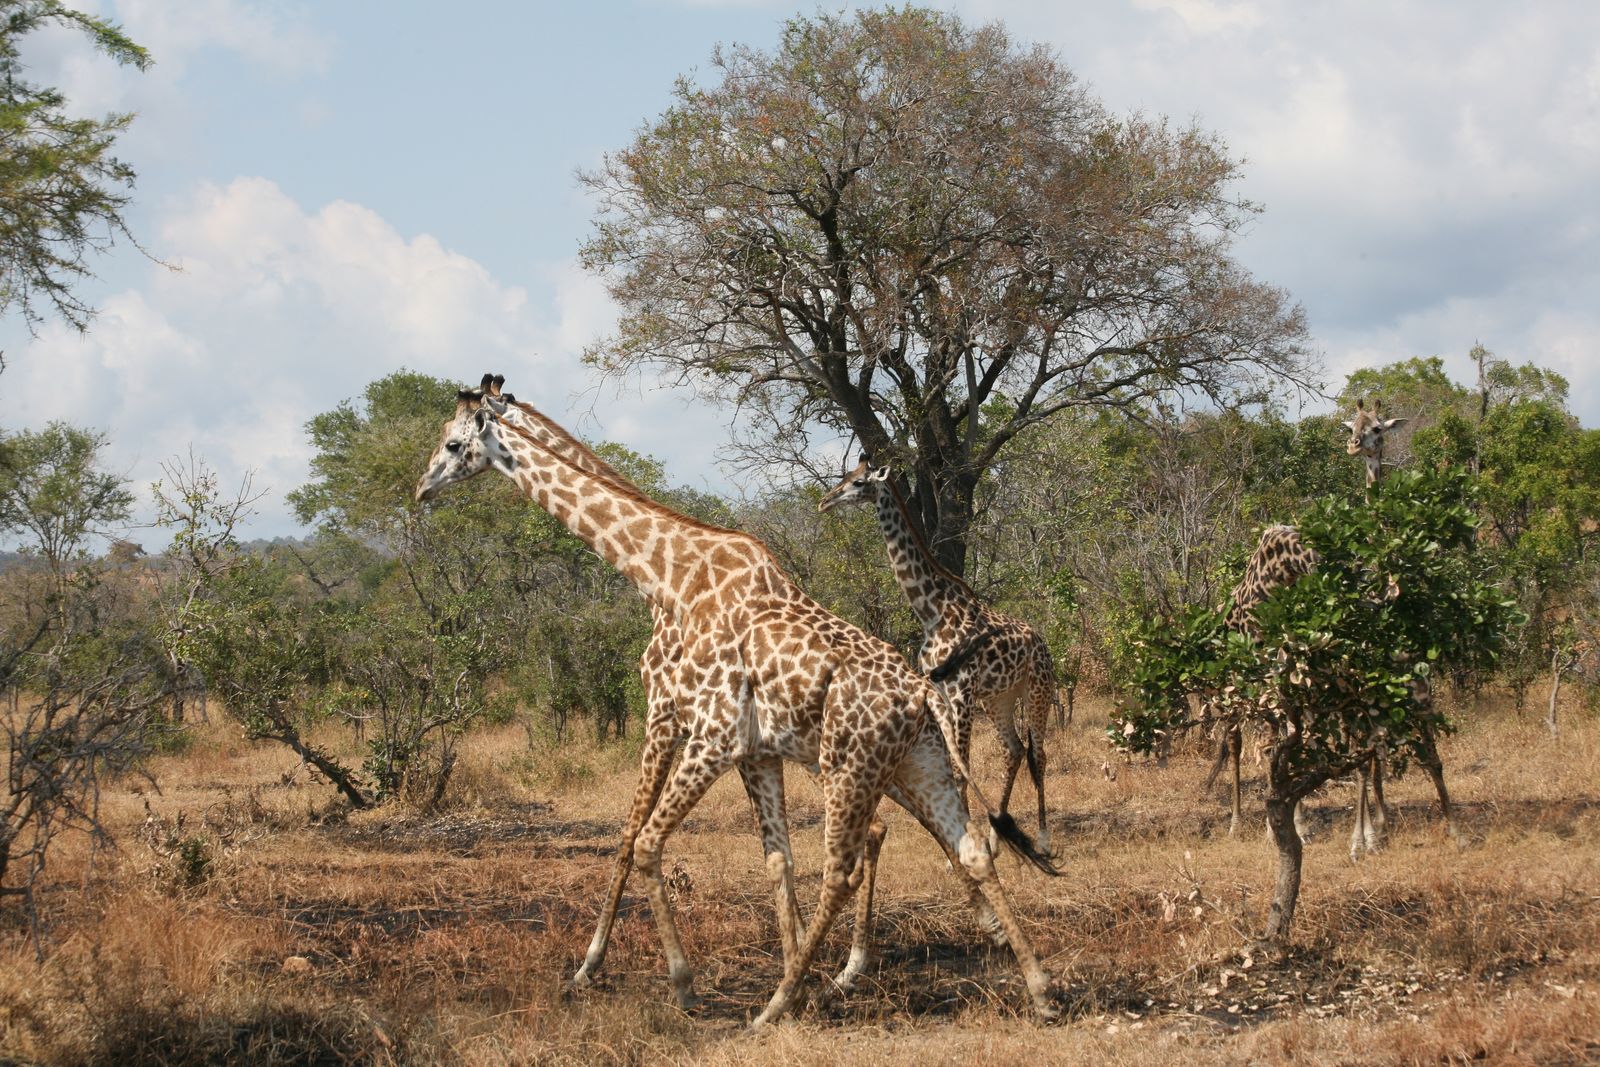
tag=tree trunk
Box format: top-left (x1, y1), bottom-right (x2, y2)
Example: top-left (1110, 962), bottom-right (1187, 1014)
top-left (1260, 793), bottom-right (1303, 943)
top-left (1547, 649), bottom-right (1562, 740)
top-left (264, 728), bottom-right (371, 809)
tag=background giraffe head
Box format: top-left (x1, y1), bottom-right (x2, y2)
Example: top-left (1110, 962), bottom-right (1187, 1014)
top-left (1342, 397), bottom-right (1408, 483)
top-left (818, 454), bottom-right (892, 513)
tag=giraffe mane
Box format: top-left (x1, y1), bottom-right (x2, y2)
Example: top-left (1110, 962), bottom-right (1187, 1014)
top-left (881, 478), bottom-right (976, 597)
top-left (489, 408), bottom-right (763, 543)
top-left (504, 398), bottom-right (637, 490)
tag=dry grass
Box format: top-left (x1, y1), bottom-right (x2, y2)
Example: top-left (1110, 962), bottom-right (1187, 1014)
top-left (2, 692), bottom-right (1597, 1066)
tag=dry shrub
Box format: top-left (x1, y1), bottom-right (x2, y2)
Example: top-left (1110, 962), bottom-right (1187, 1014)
top-left (0, 893), bottom-right (406, 1066)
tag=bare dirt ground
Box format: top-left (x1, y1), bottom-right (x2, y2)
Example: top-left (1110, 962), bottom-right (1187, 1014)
top-left (2, 691), bottom-right (1597, 1065)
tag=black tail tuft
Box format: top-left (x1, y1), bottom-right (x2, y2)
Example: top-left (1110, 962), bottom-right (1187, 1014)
top-left (989, 812), bottom-right (1062, 877)
top-left (1025, 730), bottom-right (1044, 795)
top-left (929, 624), bottom-right (1000, 683)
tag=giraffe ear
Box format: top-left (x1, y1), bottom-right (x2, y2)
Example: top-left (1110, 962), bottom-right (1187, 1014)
top-left (473, 408), bottom-right (489, 432)
top-left (1382, 417), bottom-right (1408, 431)
top-left (1340, 419), bottom-right (1355, 432)
top-left (867, 464), bottom-right (891, 482)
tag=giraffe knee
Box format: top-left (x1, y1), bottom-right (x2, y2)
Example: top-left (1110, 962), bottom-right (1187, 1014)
top-left (957, 827), bottom-right (996, 879)
top-left (822, 860), bottom-right (854, 897)
top-left (634, 837), bottom-right (665, 876)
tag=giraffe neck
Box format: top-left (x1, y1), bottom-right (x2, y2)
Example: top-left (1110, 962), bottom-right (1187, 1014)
top-left (502, 401), bottom-right (634, 489)
top-left (871, 481), bottom-right (971, 636)
top-left (497, 403), bottom-right (676, 624)
top-left (494, 415), bottom-right (754, 618)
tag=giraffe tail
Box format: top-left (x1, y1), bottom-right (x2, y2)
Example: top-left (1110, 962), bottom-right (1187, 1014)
top-left (988, 811), bottom-right (1061, 877)
top-left (927, 624), bottom-right (1001, 683)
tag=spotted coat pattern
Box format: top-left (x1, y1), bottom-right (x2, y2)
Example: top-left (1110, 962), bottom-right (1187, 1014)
top-left (820, 459), bottom-right (1061, 851)
top-left (414, 378), bottom-right (1058, 1028)
top-left (477, 381), bottom-right (885, 996)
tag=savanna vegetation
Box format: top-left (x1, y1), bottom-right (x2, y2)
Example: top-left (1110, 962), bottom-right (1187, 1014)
top-left (2, 6), bottom-right (1598, 1065)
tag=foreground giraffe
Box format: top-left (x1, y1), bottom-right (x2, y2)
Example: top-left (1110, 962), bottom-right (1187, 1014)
top-left (470, 376), bottom-right (885, 996)
top-left (415, 379), bottom-right (1058, 1027)
top-left (820, 456), bottom-right (1061, 853)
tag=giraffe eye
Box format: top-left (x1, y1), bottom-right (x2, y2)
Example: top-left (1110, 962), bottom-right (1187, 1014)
top-left (446, 441), bottom-right (462, 454)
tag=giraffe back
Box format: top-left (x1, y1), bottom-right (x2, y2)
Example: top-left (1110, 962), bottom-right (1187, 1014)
top-left (1227, 525), bottom-right (1317, 636)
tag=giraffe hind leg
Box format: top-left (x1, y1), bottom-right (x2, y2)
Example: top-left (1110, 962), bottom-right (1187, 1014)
top-left (1023, 666), bottom-right (1054, 853)
top-left (738, 757), bottom-right (801, 966)
top-left (888, 725), bottom-right (1055, 1020)
top-left (988, 693), bottom-right (1026, 854)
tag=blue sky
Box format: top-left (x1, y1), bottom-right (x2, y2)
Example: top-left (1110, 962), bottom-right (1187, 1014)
top-left (2, 1), bottom-right (1597, 542)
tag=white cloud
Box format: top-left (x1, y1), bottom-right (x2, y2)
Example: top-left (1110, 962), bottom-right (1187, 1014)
top-left (12, 0), bottom-right (331, 166)
top-left (3, 179), bottom-right (719, 541)
top-left (960, 0), bottom-right (1600, 423)
top-left (1131, 0), bottom-right (1261, 35)
top-left (112, 0), bottom-right (331, 77)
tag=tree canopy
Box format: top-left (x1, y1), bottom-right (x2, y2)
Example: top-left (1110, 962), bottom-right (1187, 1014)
top-left (580, 6), bottom-right (1313, 573)
top-left (0, 0), bottom-right (151, 333)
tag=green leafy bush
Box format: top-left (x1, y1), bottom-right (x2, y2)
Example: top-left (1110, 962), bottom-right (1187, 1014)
top-left (1115, 466), bottom-right (1520, 941)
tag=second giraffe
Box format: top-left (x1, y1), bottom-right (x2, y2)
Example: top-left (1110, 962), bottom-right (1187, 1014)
top-left (821, 455), bottom-right (1061, 854)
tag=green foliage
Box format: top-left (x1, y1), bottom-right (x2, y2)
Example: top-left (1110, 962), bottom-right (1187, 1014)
top-left (288, 371), bottom-right (470, 536)
top-left (1116, 467), bottom-right (1519, 792)
top-left (0, 422), bottom-right (134, 568)
top-left (182, 558), bottom-right (335, 743)
top-left (1340, 356), bottom-right (1465, 413)
top-left (0, 0), bottom-right (152, 330)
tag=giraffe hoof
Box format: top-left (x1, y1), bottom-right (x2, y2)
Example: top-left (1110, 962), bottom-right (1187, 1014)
top-left (828, 969), bottom-right (861, 999)
top-left (569, 965), bottom-right (597, 991)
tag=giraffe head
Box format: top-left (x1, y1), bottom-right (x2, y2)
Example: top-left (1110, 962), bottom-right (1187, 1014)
top-left (414, 373), bottom-right (519, 502)
top-left (1342, 397), bottom-right (1407, 484)
top-left (818, 454), bottom-right (891, 513)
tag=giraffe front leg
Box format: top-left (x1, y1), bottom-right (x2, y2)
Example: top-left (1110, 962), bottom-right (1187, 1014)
top-left (571, 720), bottom-right (681, 990)
top-left (1349, 757), bottom-right (1382, 860)
top-left (633, 738), bottom-right (734, 1010)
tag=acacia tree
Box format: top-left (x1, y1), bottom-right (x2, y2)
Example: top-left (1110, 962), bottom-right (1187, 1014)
top-left (0, 422), bottom-right (133, 631)
top-left (0, 0), bottom-right (151, 333)
top-left (581, 6), bottom-right (1313, 573)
